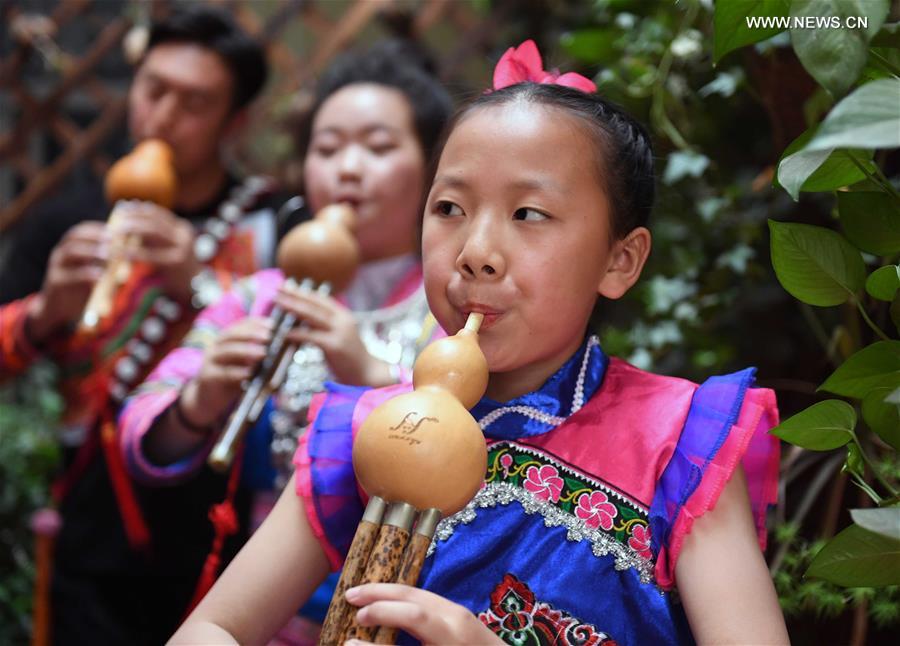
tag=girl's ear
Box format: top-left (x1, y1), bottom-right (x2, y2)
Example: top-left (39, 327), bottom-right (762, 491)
top-left (597, 227), bottom-right (652, 300)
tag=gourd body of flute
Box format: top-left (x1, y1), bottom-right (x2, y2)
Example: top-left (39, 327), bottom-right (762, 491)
top-left (352, 323), bottom-right (489, 515)
top-left (276, 203), bottom-right (359, 293)
top-left (105, 139), bottom-right (177, 208)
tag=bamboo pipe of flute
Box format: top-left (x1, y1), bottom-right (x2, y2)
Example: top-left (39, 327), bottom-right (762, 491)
top-left (318, 497), bottom-right (387, 646)
top-left (79, 202), bottom-right (139, 331)
top-left (340, 503), bottom-right (417, 643)
top-left (207, 279), bottom-right (328, 472)
top-left (371, 508), bottom-right (442, 644)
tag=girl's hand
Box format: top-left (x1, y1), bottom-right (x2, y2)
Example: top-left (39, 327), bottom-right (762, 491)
top-left (344, 583), bottom-right (503, 646)
top-left (179, 317), bottom-right (273, 427)
top-left (275, 285), bottom-right (393, 386)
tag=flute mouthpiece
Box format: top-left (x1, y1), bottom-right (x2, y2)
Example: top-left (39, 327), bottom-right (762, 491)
top-left (464, 312), bottom-right (484, 333)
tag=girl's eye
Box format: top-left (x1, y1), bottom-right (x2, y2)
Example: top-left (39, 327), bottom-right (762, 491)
top-left (513, 207), bottom-right (548, 222)
top-left (368, 141), bottom-right (397, 155)
top-left (312, 144), bottom-right (338, 157)
top-left (435, 200), bottom-right (464, 217)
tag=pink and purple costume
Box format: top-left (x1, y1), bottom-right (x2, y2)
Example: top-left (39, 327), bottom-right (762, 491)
top-left (294, 335), bottom-right (779, 645)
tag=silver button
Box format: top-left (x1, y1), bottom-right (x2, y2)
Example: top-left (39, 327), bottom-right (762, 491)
top-left (140, 316), bottom-right (166, 344)
top-left (126, 339), bottom-right (153, 364)
top-left (194, 233), bottom-right (218, 262)
top-left (114, 357), bottom-right (139, 384)
top-left (219, 202), bottom-right (242, 223)
top-left (154, 297), bottom-right (182, 322)
top-left (207, 218), bottom-right (231, 240)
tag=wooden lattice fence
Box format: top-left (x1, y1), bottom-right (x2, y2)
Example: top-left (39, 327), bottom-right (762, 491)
top-left (0, 0), bottom-right (518, 235)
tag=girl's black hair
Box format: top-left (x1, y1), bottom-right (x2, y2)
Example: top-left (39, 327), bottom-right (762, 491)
top-left (147, 5), bottom-right (269, 112)
top-left (447, 83), bottom-right (655, 238)
top-left (295, 40), bottom-right (453, 163)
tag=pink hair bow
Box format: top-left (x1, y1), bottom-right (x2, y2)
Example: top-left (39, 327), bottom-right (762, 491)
top-left (492, 39), bottom-right (597, 93)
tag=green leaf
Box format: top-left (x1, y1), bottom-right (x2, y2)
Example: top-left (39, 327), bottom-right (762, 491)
top-left (795, 154), bottom-right (875, 196)
top-left (838, 192), bottom-right (900, 255)
top-left (807, 523), bottom-right (900, 586)
top-left (820, 341), bottom-right (900, 398)
top-left (806, 79), bottom-right (900, 150)
top-left (776, 130), bottom-right (875, 199)
top-left (713, 0), bottom-right (791, 63)
top-left (861, 387), bottom-right (900, 449)
top-left (790, 0), bottom-right (889, 97)
top-left (768, 220), bottom-right (866, 306)
top-left (866, 265), bottom-right (900, 302)
top-left (771, 399), bottom-right (855, 450)
top-left (777, 148), bottom-right (831, 200)
top-left (851, 508), bottom-right (900, 541)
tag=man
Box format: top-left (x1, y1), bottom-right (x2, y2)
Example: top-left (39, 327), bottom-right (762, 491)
top-left (0, 6), bottom-right (304, 644)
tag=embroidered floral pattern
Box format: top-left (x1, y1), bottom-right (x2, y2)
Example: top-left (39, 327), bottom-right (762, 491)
top-left (484, 442), bottom-right (652, 561)
top-left (575, 491), bottom-right (617, 531)
top-left (524, 465), bottom-right (564, 502)
top-left (479, 573), bottom-right (616, 645)
top-left (627, 523), bottom-right (652, 560)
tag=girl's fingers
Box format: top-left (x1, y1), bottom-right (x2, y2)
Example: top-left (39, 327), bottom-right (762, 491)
top-left (285, 326), bottom-right (329, 348)
top-left (346, 583), bottom-right (436, 606)
top-left (274, 289), bottom-right (335, 329)
top-left (210, 341), bottom-right (267, 366)
top-left (205, 364), bottom-right (256, 385)
top-left (280, 284), bottom-right (336, 308)
top-left (353, 599), bottom-right (424, 629)
top-left (219, 318), bottom-right (275, 343)
top-left (343, 584), bottom-right (494, 645)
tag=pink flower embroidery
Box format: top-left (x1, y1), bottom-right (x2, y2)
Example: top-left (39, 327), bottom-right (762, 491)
top-left (500, 453), bottom-right (514, 477)
top-left (628, 523), bottom-right (652, 560)
top-left (523, 465), bottom-right (564, 502)
top-left (493, 40), bottom-right (597, 94)
top-left (575, 491), bottom-right (617, 531)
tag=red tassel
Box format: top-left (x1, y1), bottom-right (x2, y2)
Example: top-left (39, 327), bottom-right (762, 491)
top-left (184, 450), bottom-right (244, 616)
top-left (100, 415), bottom-right (151, 551)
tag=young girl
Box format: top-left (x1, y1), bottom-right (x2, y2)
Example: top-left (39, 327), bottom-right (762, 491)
top-left (170, 42), bottom-right (789, 645)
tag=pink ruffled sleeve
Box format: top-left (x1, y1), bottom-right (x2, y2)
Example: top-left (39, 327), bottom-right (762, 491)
top-left (292, 385), bottom-right (367, 571)
top-left (651, 369), bottom-right (780, 589)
